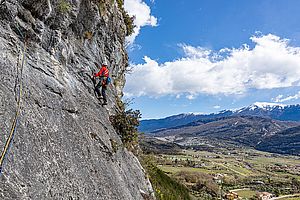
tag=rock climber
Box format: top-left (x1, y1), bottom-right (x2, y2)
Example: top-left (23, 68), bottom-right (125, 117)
top-left (92, 62), bottom-right (109, 105)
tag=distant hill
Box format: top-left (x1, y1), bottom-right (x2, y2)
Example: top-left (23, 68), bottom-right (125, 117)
top-left (139, 136), bottom-right (183, 154)
top-left (139, 111), bottom-right (233, 133)
top-left (145, 114), bottom-right (300, 155)
top-left (139, 102), bottom-right (300, 133)
top-left (257, 126), bottom-right (300, 155)
top-left (151, 115), bottom-right (299, 148)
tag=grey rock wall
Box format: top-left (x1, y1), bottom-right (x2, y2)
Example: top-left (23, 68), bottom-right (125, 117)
top-left (0, 0), bottom-right (154, 199)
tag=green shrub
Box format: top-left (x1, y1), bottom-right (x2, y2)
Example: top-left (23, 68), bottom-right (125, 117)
top-left (140, 155), bottom-right (191, 200)
top-left (110, 139), bottom-right (119, 153)
top-left (58, 0), bottom-right (71, 13)
top-left (116, 0), bottom-right (136, 36)
top-left (110, 100), bottom-right (141, 150)
top-left (175, 171), bottom-right (219, 199)
top-left (116, 0), bottom-right (123, 9)
top-left (123, 12), bottom-right (135, 36)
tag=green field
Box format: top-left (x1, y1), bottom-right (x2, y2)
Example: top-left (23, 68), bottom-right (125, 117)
top-left (157, 148), bottom-right (300, 177)
top-left (159, 165), bottom-right (230, 174)
top-left (233, 189), bottom-right (257, 198)
top-left (152, 147), bottom-right (300, 199)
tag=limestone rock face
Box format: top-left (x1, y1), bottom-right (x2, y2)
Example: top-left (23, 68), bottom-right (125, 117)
top-left (0, 0), bottom-right (153, 199)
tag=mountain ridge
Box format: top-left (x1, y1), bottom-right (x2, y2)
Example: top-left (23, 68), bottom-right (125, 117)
top-left (139, 102), bottom-right (300, 133)
top-left (149, 115), bottom-right (300, 155)
top-left (140, 102), bottom-right (300, 156)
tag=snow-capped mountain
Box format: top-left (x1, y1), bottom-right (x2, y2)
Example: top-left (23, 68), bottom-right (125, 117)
top-left (140, 102), bottom-right (300, 155)
top-left (235, 102), bottom-right (300, 121)
top-left (237, 102), bottom-right (287, 112)
top-left (139, 102), bottom-right (300, 133)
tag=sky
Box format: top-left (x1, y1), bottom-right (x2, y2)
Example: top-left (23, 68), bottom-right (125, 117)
top-left (123, 0), bottom-right (300, 119)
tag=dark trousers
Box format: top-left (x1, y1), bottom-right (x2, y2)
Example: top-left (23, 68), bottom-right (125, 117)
top-left (95, 81), bottom-right (107, 103)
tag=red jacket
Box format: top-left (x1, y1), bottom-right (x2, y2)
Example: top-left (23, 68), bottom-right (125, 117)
top-left (94, 66), bottom-right (109, 77)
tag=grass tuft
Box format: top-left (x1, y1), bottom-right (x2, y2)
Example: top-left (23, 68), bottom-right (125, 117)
top-left (58, 0), bottom-right (71, 13)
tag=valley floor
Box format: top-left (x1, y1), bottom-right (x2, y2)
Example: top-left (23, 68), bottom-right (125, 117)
top-left (150, 146), bottom-right (300, 199)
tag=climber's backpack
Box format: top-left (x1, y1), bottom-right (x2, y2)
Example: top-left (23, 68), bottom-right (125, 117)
top-left (106, 77), bottom-right (111, 85)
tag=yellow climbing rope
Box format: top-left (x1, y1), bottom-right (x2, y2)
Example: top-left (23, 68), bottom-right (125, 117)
top-left (0, 40), bottom-right (27, 173)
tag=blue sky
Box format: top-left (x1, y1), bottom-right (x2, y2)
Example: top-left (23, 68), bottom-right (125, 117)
top-left (124, 0), bottom-right (300, 119)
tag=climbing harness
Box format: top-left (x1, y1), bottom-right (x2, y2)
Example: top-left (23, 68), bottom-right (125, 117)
top-left (0, 38), bottom-right (27, 174)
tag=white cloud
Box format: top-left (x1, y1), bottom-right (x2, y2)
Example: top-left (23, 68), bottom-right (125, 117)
top-left (272, 94), bottom-right (284, 102)
top-left (180, 44), bottom-right (211, 59)
top-left (272, 91), bottom-right (300, 102)
top-left (213, 105), bottom-right (221, 109)
top-left (124, 0), bottom-right (157, 44)
top-left (186, 94), bottom-right (196, 100)
top-left (125, 34), bottom-right (300, 97)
